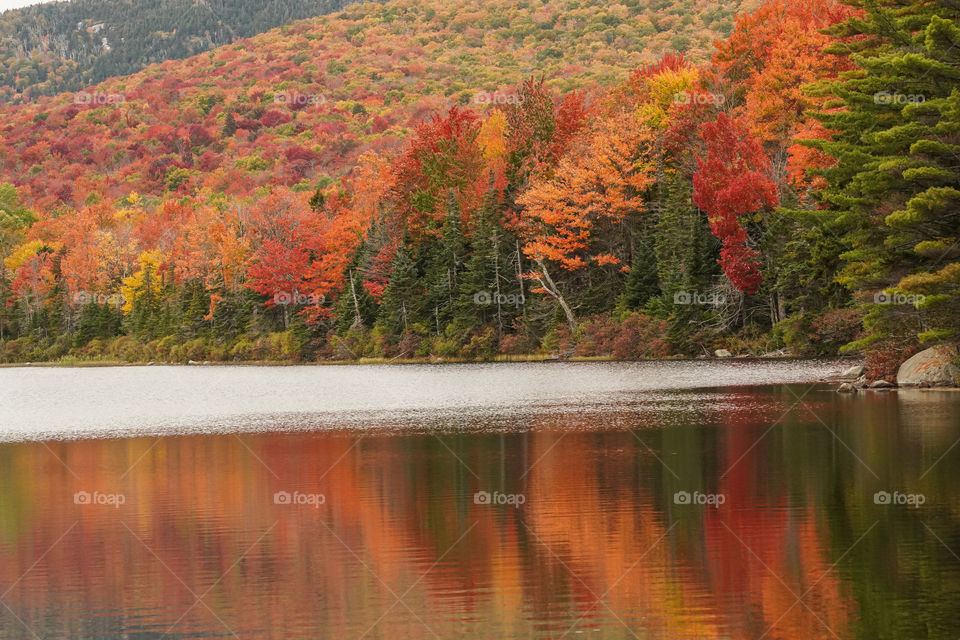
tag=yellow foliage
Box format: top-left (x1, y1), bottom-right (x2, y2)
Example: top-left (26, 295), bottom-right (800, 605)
top-left (4, 240), bottom-right (45, 271)
top-left (638, 67), bottom-right (700, 127)
top-left (120, 250), bottom-right (165, 314)
top-left (477, 109), bottom-right (508, 163)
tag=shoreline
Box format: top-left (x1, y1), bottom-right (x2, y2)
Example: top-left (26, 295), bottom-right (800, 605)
top-left (0, 353), bottom-right (857, 368)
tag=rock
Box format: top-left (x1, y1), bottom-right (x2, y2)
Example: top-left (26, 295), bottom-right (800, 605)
top-left (714, 349), bottom-right (732, 358)
top-left (868, 380), bottom-right (895, 389)
top-left (760, 349), bottom-right (789, 359)
top-left (187, 359), bottom-right (199, 365)
top-left (897, 344), bottom-right (960, 387)
top-left (837, 383), bottom-right (857, 393)
top-left (842, 365), bottom-right (866, 378)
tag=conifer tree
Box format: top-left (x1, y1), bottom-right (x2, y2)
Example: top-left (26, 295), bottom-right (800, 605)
top-left (813, 1), bottom-right (960, 353)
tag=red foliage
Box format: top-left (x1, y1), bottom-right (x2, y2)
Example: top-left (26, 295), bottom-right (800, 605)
top-left (261, 110), bottom-right (292, 127)
top-left (574, 313), bottom-right (670, 359)
top-left (390, 105), bottom-right (484, 236)
top-left (692, 113), bottom-right (778, 294)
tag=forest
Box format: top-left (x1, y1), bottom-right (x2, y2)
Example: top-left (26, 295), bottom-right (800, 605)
top-left (0, 0), bottom-right (373, 104)
top-left (0, 0), bottom-right (746, 105)
top-left (0, 0), bottom-right (957, 381)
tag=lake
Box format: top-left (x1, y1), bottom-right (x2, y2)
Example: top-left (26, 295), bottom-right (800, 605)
top-left (1, 360), bottom-right (958, 639)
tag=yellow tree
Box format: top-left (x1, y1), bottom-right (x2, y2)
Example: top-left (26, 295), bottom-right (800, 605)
top-left (120, 250), bottom-right (165, 315)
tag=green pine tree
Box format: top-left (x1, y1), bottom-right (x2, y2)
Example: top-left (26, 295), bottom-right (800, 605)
top-left (623, 240), bottom-right (660, 310)
top-left (812, 1), bottom-right (960, 353)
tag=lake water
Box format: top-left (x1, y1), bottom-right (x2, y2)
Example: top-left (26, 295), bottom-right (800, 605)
top-left (0, 360), bottom-right (958, 639)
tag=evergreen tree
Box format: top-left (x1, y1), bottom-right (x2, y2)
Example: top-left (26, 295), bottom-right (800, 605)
top-left (623, 240), bottom-right (660, 310)
top-left (813, 1), bottom-right (960, 351)
top-left (222, 111), bottom-right (237, 138)
top-left (452, 194), bottom-right (509, 338)
top-left (375, 238), bottom-right (422, 339)
top-left (333, 245), bottom-right (379, 334)
top-left (425, 191), bottom-right (467, 334)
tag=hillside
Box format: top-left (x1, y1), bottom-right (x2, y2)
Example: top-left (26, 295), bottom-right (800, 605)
top-left (0, 0), bottom-right (750, 105)
top-left (2, 0), bottom-right (954, 377)
top-left (0, 0), bottom-right (369, 104)
top-left (0, 0), bottom-right (750, 211)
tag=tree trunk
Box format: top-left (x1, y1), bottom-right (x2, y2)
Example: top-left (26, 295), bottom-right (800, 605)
top-left (349, 270), bottom-right (363, 329)
top-left (534, 255), bottom-right (576, 333)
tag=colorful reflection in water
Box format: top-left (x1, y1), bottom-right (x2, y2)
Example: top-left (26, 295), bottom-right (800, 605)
top-left (1, 383), bottom-right (958, 639)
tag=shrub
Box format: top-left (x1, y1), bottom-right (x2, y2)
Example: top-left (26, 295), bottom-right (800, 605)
top-left (574, 313), bottom-right (669, 359)
top-left (542, 324), bottom-right (574, 357)
top-left (499, 333), bottom-right (535, 356)
top-left (461, 328), bottom-right (496, 360)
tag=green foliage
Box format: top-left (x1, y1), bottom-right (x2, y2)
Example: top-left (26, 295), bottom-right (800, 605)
top-left (812, 0), bottom-right (960, 353)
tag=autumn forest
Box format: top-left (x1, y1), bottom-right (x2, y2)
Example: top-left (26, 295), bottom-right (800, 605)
top-left (0, 0), bottom-right (957, 380)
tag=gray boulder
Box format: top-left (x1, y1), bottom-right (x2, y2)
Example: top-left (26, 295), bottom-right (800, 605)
top-left (714, 349), bottom-right (732, 358)
top-left (868, 380), bottom-right (895, 389)
top-left (837, 383), bottom-right (857, 393)
top-left (842, 364), bottom-right (866, 378)
top-left (897, 344), bottom-right (960, 387)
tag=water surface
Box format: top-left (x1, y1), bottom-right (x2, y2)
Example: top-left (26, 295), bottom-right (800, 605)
top-left (1, 361), bottom-right (958, 639)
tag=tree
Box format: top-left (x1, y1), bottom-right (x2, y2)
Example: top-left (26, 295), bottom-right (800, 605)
top-left (517, 109), bottom-right (656, 330)
top-left (623, 241), bottom-right (660, 310)
top-left (811, 1), bottom-right (960, 367)
top-left (0, 184), bottom-right (35, 338)
top-left (693, 113), bottom-right (779, 295)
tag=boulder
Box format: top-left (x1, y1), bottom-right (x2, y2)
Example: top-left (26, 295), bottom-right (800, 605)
top-left (714, 349), bottom-right (732, 358)
top-left (837, 383), bottom-right (857, 393)
top-left (897, 344), bottom-right (960, 387)
top-left (868, 380), bottom-right (895, 389)
top-left (842, 364), bottom-right (866, 378)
